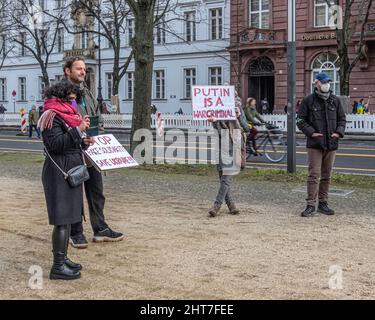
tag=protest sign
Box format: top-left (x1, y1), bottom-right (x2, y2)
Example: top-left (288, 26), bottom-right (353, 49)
top-left (192, 85), bottom-right (236, 120)
top-left (84, 134), bottom-right (138, 171)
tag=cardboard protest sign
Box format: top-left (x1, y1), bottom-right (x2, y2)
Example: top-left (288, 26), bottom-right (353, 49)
top-left (84, 134), bottom-right (138, 171)
top-left (192, 85), bottom-right (236, 120)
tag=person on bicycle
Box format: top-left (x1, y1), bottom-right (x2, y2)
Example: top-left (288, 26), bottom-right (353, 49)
top-left (243, 98), bottom-right (266, 156)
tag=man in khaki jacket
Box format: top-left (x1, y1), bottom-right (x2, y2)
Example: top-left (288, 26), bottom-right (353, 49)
top-left (28, 105), bottom-right (40, 138)
top-left (63, 57), bottom-right (124, 248)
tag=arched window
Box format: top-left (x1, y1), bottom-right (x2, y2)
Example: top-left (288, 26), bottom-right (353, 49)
top-left (311, 52), bottom-right (340, 95)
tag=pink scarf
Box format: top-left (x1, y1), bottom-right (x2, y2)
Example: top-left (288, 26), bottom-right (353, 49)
top-left (38, 98), bottom-right (83, 132)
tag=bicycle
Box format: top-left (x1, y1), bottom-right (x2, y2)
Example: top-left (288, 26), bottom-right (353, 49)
top-left (246, 123), bottom-right (287, 163)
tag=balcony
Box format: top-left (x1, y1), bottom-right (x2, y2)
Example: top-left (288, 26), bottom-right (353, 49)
top-left (64, 48), bottom-right (96, 60)
top-left (235, 28), bottom-right (286, 49)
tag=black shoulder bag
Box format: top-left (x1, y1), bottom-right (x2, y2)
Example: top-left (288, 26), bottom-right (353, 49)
top-left (44, 148), bottom-right (90, 188)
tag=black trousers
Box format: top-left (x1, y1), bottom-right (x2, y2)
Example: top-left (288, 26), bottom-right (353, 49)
top-left (71, 166), bottom-right (108, 236)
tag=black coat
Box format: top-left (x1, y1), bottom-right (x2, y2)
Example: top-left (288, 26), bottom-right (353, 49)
top-left (41, 117), bottom-right (85, 226)
top-left (297, 91), bottom-right (346, 151)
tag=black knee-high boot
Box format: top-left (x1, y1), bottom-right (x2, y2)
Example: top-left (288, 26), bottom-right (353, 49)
top-left (50, 225), bottom-right (81, 280)
top-left (64, 225), bottom-right (82, 271)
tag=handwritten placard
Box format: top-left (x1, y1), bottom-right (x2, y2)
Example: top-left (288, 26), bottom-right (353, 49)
top-left (85, 134), bottom-right (138, 171)
top-left (192, 85), bottom-right (236, 120)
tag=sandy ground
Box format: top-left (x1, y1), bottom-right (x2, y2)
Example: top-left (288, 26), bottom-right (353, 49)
top-left (0, 168), bottom-right (374, 300)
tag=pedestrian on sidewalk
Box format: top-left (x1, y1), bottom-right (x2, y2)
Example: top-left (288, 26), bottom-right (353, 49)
top-left (28, 105), bottom-right (41, 139)
top-left (63, 56), bottom-right (124, 248)
top-left (297, 72), bottom-right (346, 217)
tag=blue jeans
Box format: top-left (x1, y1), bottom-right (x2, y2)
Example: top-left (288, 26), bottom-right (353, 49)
top-left (215, 167), bottom-right (234, 205)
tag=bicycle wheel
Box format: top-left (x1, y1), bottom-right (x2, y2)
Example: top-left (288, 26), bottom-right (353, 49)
top-left (263, 136), bottom-right (287, 163)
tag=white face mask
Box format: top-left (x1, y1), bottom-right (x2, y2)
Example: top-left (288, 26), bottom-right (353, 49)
top-left (320, 83), bottom-right (331, 93)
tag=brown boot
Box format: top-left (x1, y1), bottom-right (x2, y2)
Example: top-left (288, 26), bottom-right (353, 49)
top-left (208, 202), bottom-right (221, 217)
top-left (227, 201), bottom-right (240, 215)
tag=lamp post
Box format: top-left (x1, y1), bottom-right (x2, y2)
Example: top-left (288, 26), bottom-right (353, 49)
top-left (96, 4), bottom-right (103, 113)
top-left (287, 0), bottom-right (296, 173)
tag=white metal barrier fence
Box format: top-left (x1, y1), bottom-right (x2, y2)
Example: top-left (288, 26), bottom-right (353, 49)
top-left (1, 113), bottom-right (374, 134)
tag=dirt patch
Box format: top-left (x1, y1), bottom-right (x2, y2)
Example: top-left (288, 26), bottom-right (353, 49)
top-left (0, 175), bottom-right (374, 300)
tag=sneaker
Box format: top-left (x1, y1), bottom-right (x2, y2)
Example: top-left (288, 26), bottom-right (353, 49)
top-left (93, 228), bottom-right (124, 243)
top-left (318, 202), bottom-right (335, 215)
top-left (69, 233), bottom-right (89, 249)
top-left (301, 205), bottom-right (316, 217)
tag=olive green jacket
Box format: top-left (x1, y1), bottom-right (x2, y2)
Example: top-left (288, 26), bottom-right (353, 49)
top-left (76, 83), bottom-right (104, 133)
top-left (243, 105), bottom-right (265, 125)
top-left (28, 109), bottom-right (39, 126)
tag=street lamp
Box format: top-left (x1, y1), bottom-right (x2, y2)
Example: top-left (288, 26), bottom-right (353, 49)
top-left (96, 4), bottom-right (103, 113)
top-left (287, 0), bottom-right (296, 173)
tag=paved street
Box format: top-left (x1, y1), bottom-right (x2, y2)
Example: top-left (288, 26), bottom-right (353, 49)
top-left (1, 130), bottom-right (374, 176)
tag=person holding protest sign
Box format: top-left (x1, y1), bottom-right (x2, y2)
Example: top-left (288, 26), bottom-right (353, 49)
top-left (208, 102), bottom-right (249, 217)
top-left (63, 57), bottom-right (124, 248)
top-left (38, 81), bottom-right (93, 280)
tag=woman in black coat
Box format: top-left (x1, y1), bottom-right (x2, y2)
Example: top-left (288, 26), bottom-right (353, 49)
top-left (39, 81), bottom-right (92, 280)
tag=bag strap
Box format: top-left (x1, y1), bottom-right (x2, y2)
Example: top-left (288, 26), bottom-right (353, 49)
top-left (44, 148), bottom-right (68, 179)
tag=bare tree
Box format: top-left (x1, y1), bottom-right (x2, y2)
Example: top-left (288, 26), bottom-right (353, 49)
top-left (127, 0), bottom-right (162, 151)
top-left (327, 0), bottom-right (373, 95)
top-left (0, 0), bottom-right (13, 71)
top-left (127, 0), bottom-right (203, 151)
top-left (53, 0), bottom-right (134, 99)
top-left (8, 0), bottom-right (64, 87)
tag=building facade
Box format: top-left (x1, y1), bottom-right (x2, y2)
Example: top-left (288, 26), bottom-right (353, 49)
top-left (0, 0), bottom-right (231, 114)
top-left (229, 0), bottom-right (375, 113)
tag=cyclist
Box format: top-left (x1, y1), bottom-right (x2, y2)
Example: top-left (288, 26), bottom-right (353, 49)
top-left (243, 98), bottom-right (266, 156)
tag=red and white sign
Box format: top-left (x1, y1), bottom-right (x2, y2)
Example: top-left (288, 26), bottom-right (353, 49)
top-left (84, 134), bottom-right (138, 171)
top-left (192, 85), bottom-right (236, 120)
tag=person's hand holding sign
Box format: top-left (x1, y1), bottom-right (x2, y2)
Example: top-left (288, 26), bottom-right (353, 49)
top-left (207, 117), bottom-right (216, 123)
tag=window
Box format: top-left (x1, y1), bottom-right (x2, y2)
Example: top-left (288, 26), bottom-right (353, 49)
top-left (210, 8), bottom-right (223, 40)
top-left (311, 52), bottom-right (340, 95)
top-left (249, 0), bottom-right (269, 29)
top-left (209, 67), bottom-right (222, 85)
top-left (314, 0), bottom-right (337, 27)
top-left (106, 22), bottom-right (114, 48)
top-left (57, 27), bottom-right (64, 53)
top-left (127, 19), bottom-right (134, 45)
top-left (0, 35), bottom-right (6, 59)
top-left (154, 70), bottom-right (165, 99)
top-left (155, 20), bottom-right (166, 45)
top-left (19, 33), bottom-right (26, 56)
top-left (18, 77), bottom-right (27, 101)
top-left (56, 0), bottom-right (66, 9)
top-left (39, 77), bottom-right (46, 100)
top-left (106, 73), bottom-right (113, 100)
top-left (185, 12), bottom-right (196, 42)
top-left (81, 28), bottom-right (89, 49)
top-left (126, 72), bottom-right (134, 100)
top-left (183, 68), bottom-right (196, 99)
top-left (38, 0), bottom-right (46, 10)
top-left (40, 29), bottom-right (48, 55)
top-left (0, 78), bottom-right (7, 101)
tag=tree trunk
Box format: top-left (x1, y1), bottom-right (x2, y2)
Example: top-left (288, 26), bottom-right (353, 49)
top-left (336, 29), bottom-right (350, 96)
top-left (130, 7), bottom-right (155, 153)
top-left (41, 66), bottom-right (50, 88)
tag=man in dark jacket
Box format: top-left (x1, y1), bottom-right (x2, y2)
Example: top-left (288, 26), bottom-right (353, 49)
top-left (297, 72), bottom-right (346, 217)
top-left (63, 57), bottom-right (124, 248)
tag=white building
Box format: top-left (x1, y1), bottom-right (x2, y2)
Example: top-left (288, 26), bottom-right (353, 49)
top-left (0, 0), bottom-right (230, 114)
